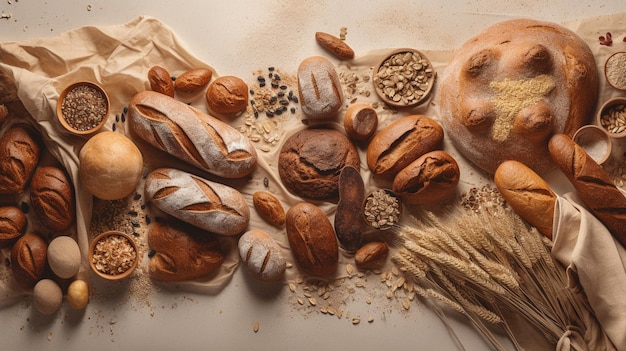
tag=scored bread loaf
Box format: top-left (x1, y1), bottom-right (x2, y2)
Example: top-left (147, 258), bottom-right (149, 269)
top-left (494, 160), bottom-right (557, 239)
top-left (0, 124), bottom-right (41, 195)
top-left (30, 166), bottom-right (75, 232)
top-left (144, 168), bottom-right (250, 236)
top-left (128, 91), bottom-right (257, 179)
top-left (297, 56), bottom-right (343, 120)
top-left (549, 134), bottom-right (626, 246)
top-left (238, 229), bottom-right (286, 282)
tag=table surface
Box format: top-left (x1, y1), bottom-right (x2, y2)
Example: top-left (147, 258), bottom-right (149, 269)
top-left (2, 1), bottom-right (626, 350)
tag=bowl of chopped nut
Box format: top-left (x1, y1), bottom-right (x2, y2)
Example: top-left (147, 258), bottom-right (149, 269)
top-left (597, 97), bottom-right (626, 138)
top-left (89, 231), bottom-right (138, 280)
top-left (372, 48), bottom-right (436, 108)
top-left (56, 81), bottom-right (109, 135)
top-left (362, 188), bottom-right (402, 230)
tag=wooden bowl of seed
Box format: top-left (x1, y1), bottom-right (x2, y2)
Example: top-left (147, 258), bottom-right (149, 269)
top-left (89, 231), bottom-right (138, 281)
top-left (604, 52), bottom-right (626, 91)
top-left (372, 48), bottom-right (435, 108)
top-left (57, 81), bottom-right (109, 135)
top-left (597, 97), bottom-right (626, 138)
top-left (362, 189), bottom-right (402, 230)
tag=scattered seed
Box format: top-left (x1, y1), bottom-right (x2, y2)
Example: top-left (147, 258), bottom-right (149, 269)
top-left (253, 321), bottom-right (260, 333)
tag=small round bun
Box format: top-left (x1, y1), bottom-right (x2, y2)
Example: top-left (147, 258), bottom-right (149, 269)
top-left (79, 131), bottom-right (143, 200)
top-left (343, 102), bottom-right (378, 141)
top-left (33, 279), bottom-right (63, 315)
top-left (279, 128), bottom-right (360, 200)
top-left (205, 76), bottom-right (248, 115)
top-left (47, 235), bottom-right (81, 279)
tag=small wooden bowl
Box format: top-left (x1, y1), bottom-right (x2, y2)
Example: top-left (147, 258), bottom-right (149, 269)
top-left (372, 48), bottom-right (435, 108)
top-left (56, 81), bottom-right (109, 135)
top-left (362, 189), bottom-right (402, 231)
top-left (573, 125), bottom-right (612, 165)
top-left (604, 52), bottom-right (626, 91)
top-left (89, 231), bottom-right (138, 280)
top-left (597, 97), bottom-right (626, 138)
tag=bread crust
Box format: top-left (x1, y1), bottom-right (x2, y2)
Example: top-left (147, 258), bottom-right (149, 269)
top-left (0, 124), bottom-right (41, 195)
top-left (30, 166), bottom-right (75, 232)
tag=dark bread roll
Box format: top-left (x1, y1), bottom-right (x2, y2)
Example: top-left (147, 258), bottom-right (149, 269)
top-left (286, 202), bottom-right (338, 277)
top-left (205, 76), bottom-right (248, 115)
top-left (30, 166), bottom-right (75, 232)
top-left (392, 150), bottom-right (460, 205)
top-left (439, 19), bottom-right (599, 175)
top-left (334, 165), bottom-right (366, 253)
top-left (366, 115), bottom-right (443, 179)
top-left (148, 220), bottom-right (225, 282)
top-left (278, 128), bottom-right (360, 200)
top-left (494, 160), bottom-right (557, 239)
top-left (549, 134), bottom-right (626, 246)
top-left (11, 233), bottom-right (47, 289)
top-left (0, 124), bottom-right (41, 195)
top-left (0, 206), bottom-right (27, 247)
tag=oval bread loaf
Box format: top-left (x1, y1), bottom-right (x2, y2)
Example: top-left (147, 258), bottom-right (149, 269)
top-left (0, 206), bottom-right (26, 247)
top-left (11, 233), bottom-right (47, 289)
top-left (0, 124), bottom-right (41, 195)
top-left (286, 202), bottom-right (338, 277)
top-left (30, 166), bottom-right (75, 232)
top-left (392, 150), bottom-right (460, 205)
top-left (174, 68), bottom-right (213, 95)
top-left (238, 229), bottom-right (286, 282)
top-left (366, 115), bottom-right (443, 178)
top-left (297, 56), bottom-right (343, 120)
top-left (148, 65), bottom-right (175, 97)
top-left (144, 168), bottom-right (250, 236)
top-left (252, 191), bottom-right (285, 227)
top-left (128, 91), bottom-right (257, 179)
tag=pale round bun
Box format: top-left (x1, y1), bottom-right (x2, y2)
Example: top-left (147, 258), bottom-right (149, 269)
top-left (79, 131), bottom-right (143, 200)
top-left (33, 279), bottom-right (63, 315)
top-left (439, 18), bottom-right (599, 175)
top-left (47, 235), bottom-right (81, 279)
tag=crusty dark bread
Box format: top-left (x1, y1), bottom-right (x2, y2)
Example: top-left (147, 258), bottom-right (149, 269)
top-left (0, 206), bottom-right (26, 247)
top-left (494, 160), bottom-right (557, 239)
top-left (0, 124), bottom-right (41, 195)
top-left (11, 233), bottom-right (47, 289)
top-left (30, 166), bottom-right (75, 232)
top-left (148, 219), bottom-right (225, 282)
top-left (549, 134), bottom-right (626, 246)
top-left (128, 91), bottom-right (257, 179)
top-left (334, 165), bottom-right (366, 253)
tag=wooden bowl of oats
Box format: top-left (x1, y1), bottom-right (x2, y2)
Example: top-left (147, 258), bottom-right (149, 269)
top-left (56, 81), bottom-right (109, 135)
top-left (372, 48), bottom-right (436, 108)
top-left (362, 189), bottom-right (402, 230)
top-left (89, 231), bottom-right (138, 280)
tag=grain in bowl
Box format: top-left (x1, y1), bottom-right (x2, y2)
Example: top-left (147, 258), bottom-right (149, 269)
top-left (89, 231), bottom-right (138, 280)
top-left (57, 81), bottom-right (109, 135)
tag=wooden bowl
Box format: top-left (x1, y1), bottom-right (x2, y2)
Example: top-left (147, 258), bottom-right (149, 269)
top-left (89, 231), bottom-right (138, 280)
top-left (597, 97), bottom-right (626, 138)
top-left (372, 48), bottom-right (435, 108)
top-left (573, 125), bottom-right (612, 165)
top-left (362, 189), bottom-right (402, 230)
top-left (604, 52), bottom-right (626, 91)
top-left (56, 81), bottom-right (109, 135)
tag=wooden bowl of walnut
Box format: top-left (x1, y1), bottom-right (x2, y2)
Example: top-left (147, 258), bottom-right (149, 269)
top-left (89, 231), bottom-right (138, 280)
top-left (56, 81), bottom-right (109, 135)
top-left (372, 48), bottom-right (436, 108)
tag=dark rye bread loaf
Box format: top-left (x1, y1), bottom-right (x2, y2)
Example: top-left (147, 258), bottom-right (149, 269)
top-left (0, 124), bottom-right (41, 195)
top-left (30, 166), bottom-right (75, 232)
top-left (549, 134), bottom-right (626, 246)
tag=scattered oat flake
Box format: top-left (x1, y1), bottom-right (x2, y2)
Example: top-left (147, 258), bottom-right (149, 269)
top-left (47, 332), bottom-right (53, 341)
top-left (352, 317), bottom-right (361, 325)
top-left (253, 321), bottom-right (260, 333)
top-left (402, 299), bottom-right (411, 310)
top-left (368, 316), bottom-right (374, 323)
top-left (0, 13), bottom-right (12, 20)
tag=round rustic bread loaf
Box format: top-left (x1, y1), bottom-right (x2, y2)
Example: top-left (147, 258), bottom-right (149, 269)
top-left (439, 19), bottom-right (599, 175)
top-left (278, 128), bottom-right (360, 200)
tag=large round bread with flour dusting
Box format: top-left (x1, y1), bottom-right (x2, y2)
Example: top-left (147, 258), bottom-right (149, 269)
top-left (439, 19), bottom-right (598, 175)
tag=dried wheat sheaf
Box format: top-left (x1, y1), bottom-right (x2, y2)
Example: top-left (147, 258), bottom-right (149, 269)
top-left (392, 202), bottom-right (593, 351)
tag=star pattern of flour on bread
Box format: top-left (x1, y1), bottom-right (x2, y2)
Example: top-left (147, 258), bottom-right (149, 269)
top-left (489, 74), bottom-right (555, 142)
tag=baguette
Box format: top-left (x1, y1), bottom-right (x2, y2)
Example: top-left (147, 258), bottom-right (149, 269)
top-left (128, 91), bottom-right (257, 178)
top-left (549, 133), bottom-right (626, 246)
top-left (494, 160), bottom-right (557, 239)
top-left (144, 168), bottom-right (250, 236)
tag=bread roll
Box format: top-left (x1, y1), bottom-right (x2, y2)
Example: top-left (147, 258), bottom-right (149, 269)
top-left (366, 115), bottom-right (443, 179)
top-left (549, 134), bottom-right (626, 246)
top-left (174, 68), bottom-right (213, 95)
top-left (392, 150), bottom-right (460, 205)
top-left (33, 279), bottom-right (62, 315)
top-left (0, 206), bottom-right (26, 247)
top-left (47, 235), bottom-right (81, 279)
top-left (297, 56), bottom-right (343, 120)
top-left (354, 241), bottom-right (388, 269)
top-left (30, 166), bottom-right (75, 231)
top-left (252, 191), bottom-right (285, 227)
top-left (128, 91), bottom-right (257, 179)
top-left (148, 220), bottom-right (225, 282)
top-left (439, 19), bottom-right (599, 175)
top-left (144, 168), bottom-right (250, 236)
top-left (286, 202), bottom-right (338, 277)
top-left (238, 229), bottom-right (286, 282)
top-left (148, 65), bottom-right (175, 97)
top-left (343, 102), bottom-right (378, 141)
top-left (279, 128), bottom-right (360, 200)
top-left (11, 233), bottom-right (47, 289)
top-left (0, 124), bottom-right (41, 195)
top-left (205, 76), bottom-right (248, 115)
top-left (494, 160), bottom-right (556, 239)
top-left (315, 32), bottom-right (355, 60)
top-left (334, 165), bottom-right (366, 252)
